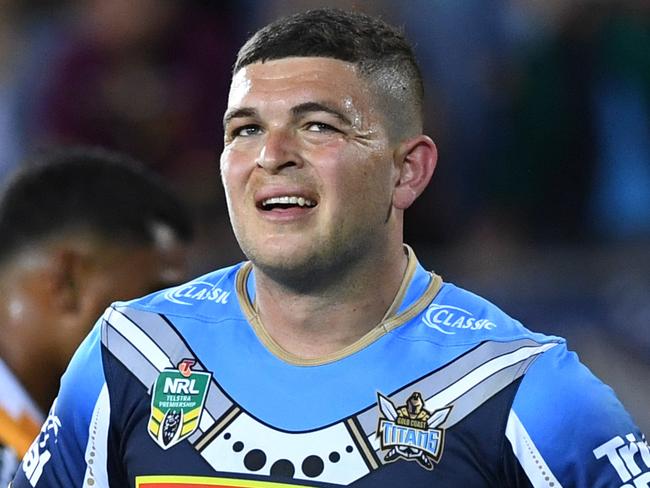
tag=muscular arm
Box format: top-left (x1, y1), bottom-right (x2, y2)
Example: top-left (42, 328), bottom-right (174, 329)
top-left (503, 344), bottom-right (649, 487)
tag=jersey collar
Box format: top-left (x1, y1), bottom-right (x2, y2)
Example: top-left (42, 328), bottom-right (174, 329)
top-left (235, 245), bottom-right (443, 366)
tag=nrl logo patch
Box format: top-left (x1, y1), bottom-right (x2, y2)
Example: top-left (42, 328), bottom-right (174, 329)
top-left (377, 391), bottom-right (451, 470)
top-left (148, 359), bottom-right (211, 450)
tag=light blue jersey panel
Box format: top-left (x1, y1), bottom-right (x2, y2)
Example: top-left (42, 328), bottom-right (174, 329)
top-left (178, 315), bottom-right (478, 431)
top-left (510, 344), bottom-right (649, 487)
top-left (142, 263), bottom-right (241, 318)
top-left (421, 282), bottom-right (563, 346)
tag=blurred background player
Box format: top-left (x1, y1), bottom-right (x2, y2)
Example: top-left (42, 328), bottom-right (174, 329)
top-left (0, 147), bottom-right (193, 484)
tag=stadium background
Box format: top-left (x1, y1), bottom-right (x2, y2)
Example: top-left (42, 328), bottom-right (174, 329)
top-left (0, 0), bottom-right (648, 432)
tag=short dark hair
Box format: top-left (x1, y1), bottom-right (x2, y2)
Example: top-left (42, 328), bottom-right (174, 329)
top-left (0, 147), bottom-right (193, 266)
top-left (234, 8), bottom-right (424, 139)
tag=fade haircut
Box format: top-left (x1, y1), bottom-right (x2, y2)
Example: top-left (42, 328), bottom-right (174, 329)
top-left (0, 146), bottom-right (193, 267)
top-left (234, 8), bottom-right (424, 140)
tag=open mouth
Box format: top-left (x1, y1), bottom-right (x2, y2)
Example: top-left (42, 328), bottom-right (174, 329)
top-left (259, 195), bottom-right (317, 211)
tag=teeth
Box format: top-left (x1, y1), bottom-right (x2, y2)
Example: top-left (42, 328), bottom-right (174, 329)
top-left (262, 196), bottom-right (316, 208)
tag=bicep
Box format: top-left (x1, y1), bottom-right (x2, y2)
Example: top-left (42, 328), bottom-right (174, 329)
top-left (505, 344), bottom-right (648, 487)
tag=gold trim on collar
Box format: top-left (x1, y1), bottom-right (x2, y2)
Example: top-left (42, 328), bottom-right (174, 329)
top-left (380, 245), bottom-right (417, 321)
top-left (235, 245), bottom-right (443, 366)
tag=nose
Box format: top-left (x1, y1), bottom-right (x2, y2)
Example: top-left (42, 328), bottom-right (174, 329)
top-left (256, 128), bottom-right (302, 173)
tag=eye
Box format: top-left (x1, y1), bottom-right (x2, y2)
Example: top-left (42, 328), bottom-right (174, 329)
top-left (231, 124), bottom-right (262, 138)
top-left (305, 122), bottom-right (339, 133)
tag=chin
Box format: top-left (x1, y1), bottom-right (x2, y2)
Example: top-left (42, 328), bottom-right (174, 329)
top-left (251, 248), bottom-right (313, 275)
top-left (244, 243), bottom-right (323, 286)
top-left (244, 234), bottom-right (312, 265)
top-left (249, 239), bottom-right (367, 292)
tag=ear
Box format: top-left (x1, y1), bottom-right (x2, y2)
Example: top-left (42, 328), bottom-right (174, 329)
top-left (392, 135), bottom-right (438, 210)
top-left (48, 247), bottom-right (91, 314)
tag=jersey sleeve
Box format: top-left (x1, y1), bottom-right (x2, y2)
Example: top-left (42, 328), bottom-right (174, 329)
top-left (504, 342), bottom-right (649, 487)
top-left (11, 319), bottom-right (111, 488)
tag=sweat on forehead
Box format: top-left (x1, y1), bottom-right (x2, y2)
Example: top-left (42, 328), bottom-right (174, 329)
top-left (225, 58), bottom-right (364, 130)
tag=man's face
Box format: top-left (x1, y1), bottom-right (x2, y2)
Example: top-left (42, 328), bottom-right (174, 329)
top-left (62, 236), bottom-right (189, 365)
top-left (0, 233), bottom-right (188, 376)
top-left (220, 57), bottom-right (400, 281)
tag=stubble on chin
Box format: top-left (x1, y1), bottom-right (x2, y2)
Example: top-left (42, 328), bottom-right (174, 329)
top-left (246, 235), bottom-right (372, 294)
top-left (246, 245), bottom-right (327, 292)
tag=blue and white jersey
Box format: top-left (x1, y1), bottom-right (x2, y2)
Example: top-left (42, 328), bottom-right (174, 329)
top-left (12, 249), bottom-right (649, 487)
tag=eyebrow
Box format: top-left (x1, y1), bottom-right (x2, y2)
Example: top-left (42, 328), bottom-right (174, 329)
top-left (290, 102), bottom-right (352, 125)
top-left (223, 107), bottom-right (257, 128)
top-left (223, 102), bottom-right (352, 129)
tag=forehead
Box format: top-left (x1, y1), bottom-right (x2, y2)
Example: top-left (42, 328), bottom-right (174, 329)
top-left (227, 57), bottom-right (372, 110)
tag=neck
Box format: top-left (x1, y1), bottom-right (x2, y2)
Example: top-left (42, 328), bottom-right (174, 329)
top-left (252, 242), bottom-right (410, 359)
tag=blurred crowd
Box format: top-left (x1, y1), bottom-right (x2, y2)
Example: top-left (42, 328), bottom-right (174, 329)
top-left (0, 0), bottom-right (648, 429)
